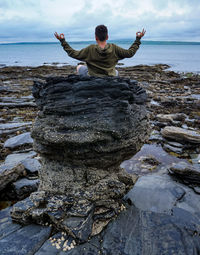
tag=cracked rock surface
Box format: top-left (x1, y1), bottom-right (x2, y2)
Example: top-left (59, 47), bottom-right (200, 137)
top-left (2, 172), bottom-right (200, 254)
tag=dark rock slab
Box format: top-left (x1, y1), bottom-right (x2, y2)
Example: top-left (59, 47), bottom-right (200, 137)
top-left (12, 178), bottom-right (39, 200)
top-left (0, 207), bottom-right (22, 240)
top-left (0, 96), bottom-right (33, 103)
top-left (34, 232), bottom-right (61, 255)
top-left (21, 157), bottom-right (41, 174)
top-left (157, 113), bottom-right (186, 123)
top-left (124, 174), bottom-right (185, 214)
top-left (0, 151), bottom-right (36, 191)
top-left (10, 196), bottom-right (35, 223)
top-left (176, 189), bottom-right (200, 216)
top-left (166, 141), bottom-right (184, 148)
top-left (62, 211), bottom-right (93, 242)
top-left (169, 161), bottom-right (200, 185)
top-left (101, 205), bottom-right (200, 255)
top-left (0, 163), bottom-right (25, 191)
top-left (0, 102), bottom-right (36, 108)
top-left (0, 122), bottom-right (32, 135)
top-left (4, 132), bottom-right (33, 149)
top-left (35, 232), bottom-right (101, 255)
top-left (163, 143), bottom-right (183, 154)
top-left (148, 130), bottom-right (164, 142)
top-left (4, 151), bottom-right (36, 165)
top-left (0, 224), bottom-right (51, 255)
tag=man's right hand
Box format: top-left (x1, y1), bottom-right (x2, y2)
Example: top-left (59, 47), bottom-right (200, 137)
top-left (54, 32), bottom-right (65, 40)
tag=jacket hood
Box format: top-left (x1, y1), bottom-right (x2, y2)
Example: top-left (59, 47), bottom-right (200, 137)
top-left (95, 43), bottom-right (113, 56)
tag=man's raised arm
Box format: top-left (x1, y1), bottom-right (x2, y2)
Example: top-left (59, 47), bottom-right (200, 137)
top-left (54, 32), bottom-right (89, 61)
top-left (114, 29), bottom-right (146, 60)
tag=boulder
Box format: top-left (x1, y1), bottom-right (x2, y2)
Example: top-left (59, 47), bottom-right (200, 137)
top-left (11, 75), bottom-right (149, 242)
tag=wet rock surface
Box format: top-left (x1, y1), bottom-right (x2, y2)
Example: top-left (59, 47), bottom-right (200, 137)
top-left (0, 64), bottom-right (200, 254)
top-left (2, 177), bottom-right (200, 255)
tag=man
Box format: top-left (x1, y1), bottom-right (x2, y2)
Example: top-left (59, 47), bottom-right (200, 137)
top-left (54, 25), bottom-right (145, 77)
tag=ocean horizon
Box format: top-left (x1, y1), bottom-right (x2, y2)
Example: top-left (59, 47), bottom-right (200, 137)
top-left (1, 39), bottom-right (200, 45)
top-left (0, 40), bottom-right (200, 73)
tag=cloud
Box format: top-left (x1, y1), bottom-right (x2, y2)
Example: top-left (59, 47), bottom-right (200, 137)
top-left (0, 0), bottom-right (200, 42)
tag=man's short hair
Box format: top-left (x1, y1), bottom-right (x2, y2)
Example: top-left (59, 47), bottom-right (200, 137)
top-left (95, 25), bottom-right (108, 41)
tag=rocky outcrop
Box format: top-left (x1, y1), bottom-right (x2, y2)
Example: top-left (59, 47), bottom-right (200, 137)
top-left (0, 64), bottom-right (200, 254)
top-left (11, 75), bottom-right (149, 242)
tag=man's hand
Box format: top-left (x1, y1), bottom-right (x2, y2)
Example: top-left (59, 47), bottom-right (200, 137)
top-left (136, 29), bottom-right (146, 38)
top-left (54, 32), bottom-right (65, 40)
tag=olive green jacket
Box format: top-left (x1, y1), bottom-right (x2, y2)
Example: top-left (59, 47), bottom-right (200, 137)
top-left (60, 37), bottom-right (141, 77)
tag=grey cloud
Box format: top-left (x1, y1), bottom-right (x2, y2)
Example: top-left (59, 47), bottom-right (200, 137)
top-left (0, 0), bottom-right (200, 42)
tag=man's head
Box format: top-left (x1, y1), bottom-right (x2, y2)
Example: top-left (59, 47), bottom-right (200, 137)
top-left (95, 25), bottom-right (108, 42)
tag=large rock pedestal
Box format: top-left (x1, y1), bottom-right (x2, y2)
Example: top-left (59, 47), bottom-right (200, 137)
top-left (11, 75), bottom-right (149, 242)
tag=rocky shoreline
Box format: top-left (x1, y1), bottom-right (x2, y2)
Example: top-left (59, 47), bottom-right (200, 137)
top-left (0, 64), bottom-right (200, 254)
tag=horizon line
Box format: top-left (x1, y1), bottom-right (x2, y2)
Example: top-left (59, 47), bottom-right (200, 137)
top-left (0, 39), bottom-right (200, 45)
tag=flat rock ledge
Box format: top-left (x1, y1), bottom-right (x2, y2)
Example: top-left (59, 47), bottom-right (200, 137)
top-left (11, 75), bottom-right (149, 243)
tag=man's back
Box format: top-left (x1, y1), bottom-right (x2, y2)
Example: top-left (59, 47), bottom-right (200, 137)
top-left (54, 25), bottom-right (145, 77)
top-left (60, 39), bottom-right (141, 76)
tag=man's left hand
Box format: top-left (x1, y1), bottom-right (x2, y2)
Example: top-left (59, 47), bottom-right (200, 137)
top-left (136, 29), bottom-right (146, 38)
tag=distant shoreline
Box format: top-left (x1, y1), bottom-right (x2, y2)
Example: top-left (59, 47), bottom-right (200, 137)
top-left (1, 40), bottom-right (200, 46)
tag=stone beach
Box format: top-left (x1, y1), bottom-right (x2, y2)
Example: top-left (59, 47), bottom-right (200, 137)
top-left (0, 63), bottom-right (200, 254)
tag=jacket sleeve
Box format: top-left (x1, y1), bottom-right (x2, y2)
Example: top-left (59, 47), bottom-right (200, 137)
top-left (60, 39), bottom-right (89, 61)
top-left (114, 37), bottom-right (141, 60)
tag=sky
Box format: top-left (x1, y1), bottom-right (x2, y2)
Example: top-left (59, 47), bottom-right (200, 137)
top-left (0, 0), bottom-right (200, 43)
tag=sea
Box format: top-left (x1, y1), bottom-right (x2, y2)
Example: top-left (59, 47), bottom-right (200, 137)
top-left (0, 40), bottom-right (200, 73)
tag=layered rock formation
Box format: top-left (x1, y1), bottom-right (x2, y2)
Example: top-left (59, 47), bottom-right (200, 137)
top-left (11, 75), bottom-right (149, 242)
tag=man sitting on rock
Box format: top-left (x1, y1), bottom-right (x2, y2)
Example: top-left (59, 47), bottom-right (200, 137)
top-left (54, 25), bottom-right (145, 77)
